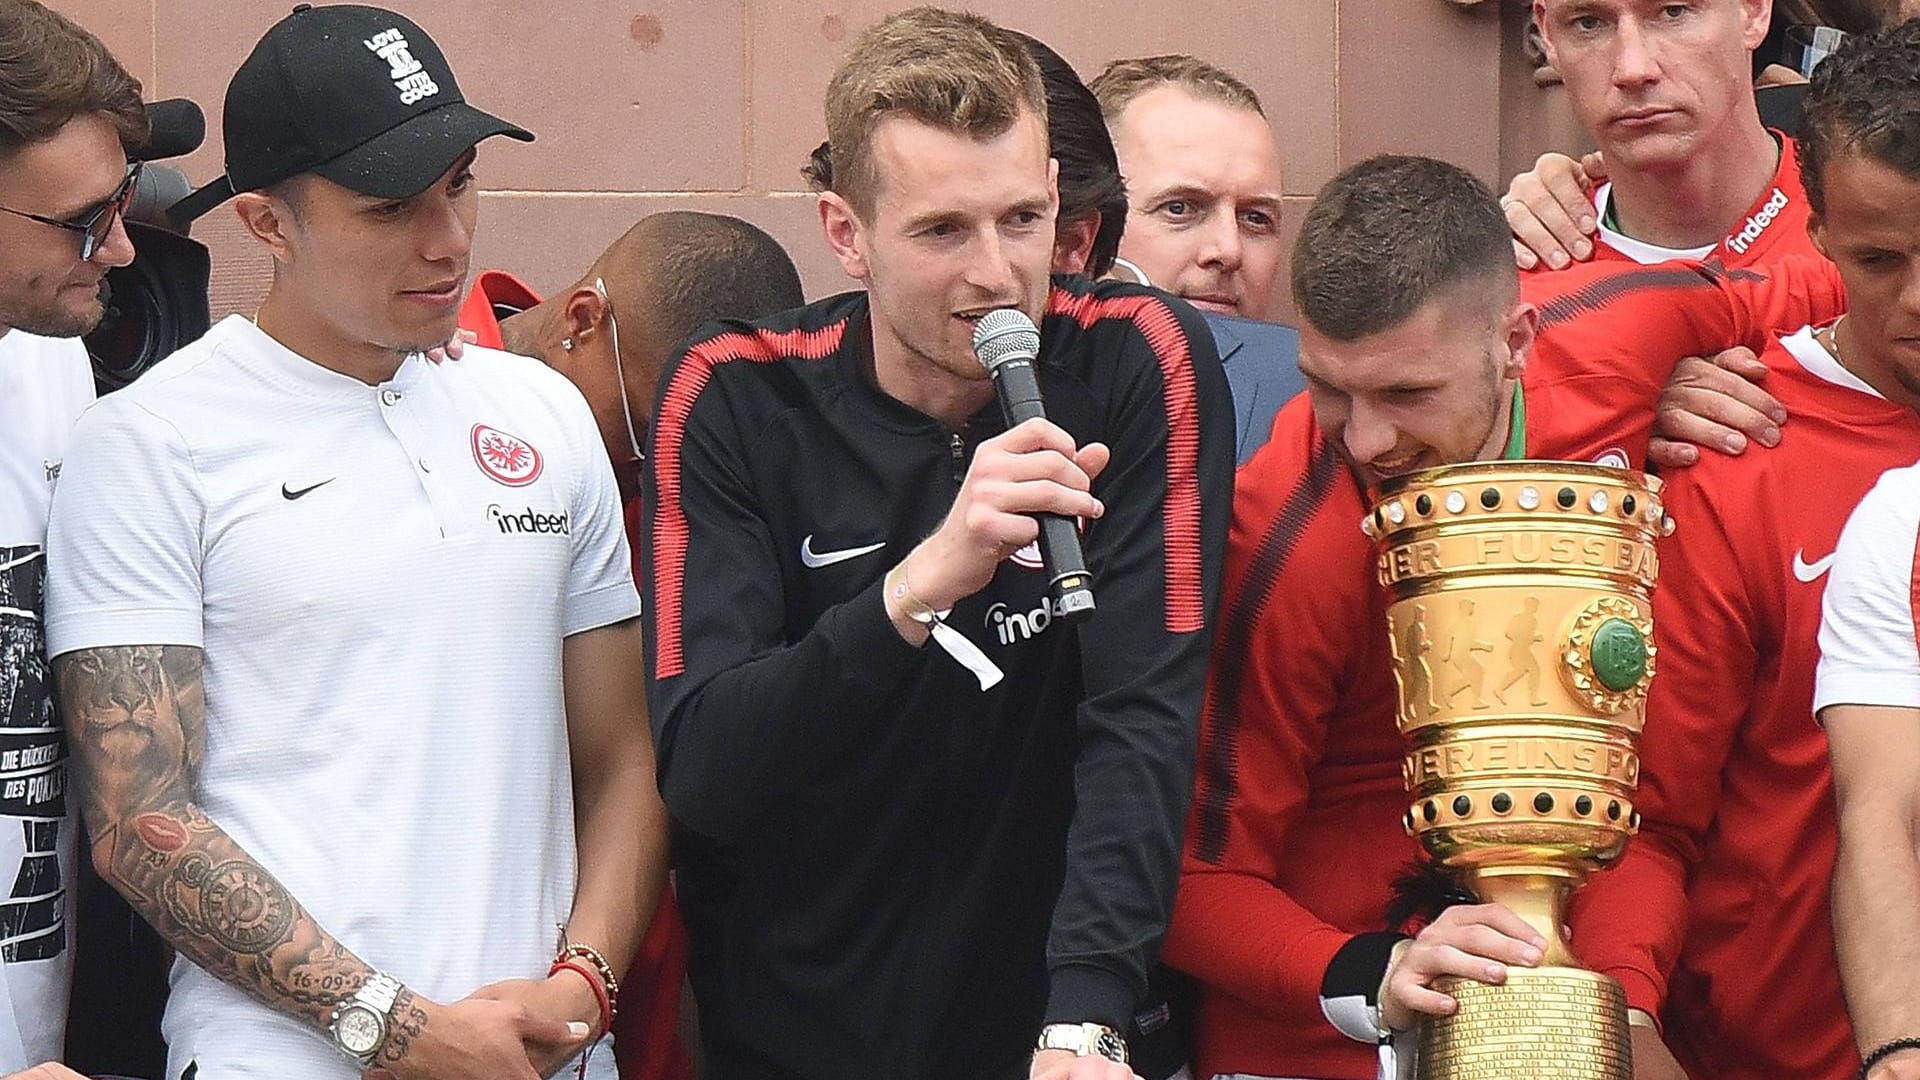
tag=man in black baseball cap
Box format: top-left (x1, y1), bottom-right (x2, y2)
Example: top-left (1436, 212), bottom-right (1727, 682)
top-left (46, 4), bottom-right (674, 1080)
top-left (182, 1), bottom-right (533, 384)
top-left (172, 2), bottom-right (530, 223)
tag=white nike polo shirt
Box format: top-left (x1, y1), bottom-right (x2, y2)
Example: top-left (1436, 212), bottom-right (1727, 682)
top-left (45, 315), bottom-right (634, 1079)
top-left (1817, 459), bottom-right (1920, 715)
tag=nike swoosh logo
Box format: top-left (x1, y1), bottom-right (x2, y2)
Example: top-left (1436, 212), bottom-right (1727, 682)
top-left (282, 478), bottom-right (336, 501)
top-left (1792, 549), bottom-right (1836, 583)
top-left (800, 535), bottom-right (885, 569)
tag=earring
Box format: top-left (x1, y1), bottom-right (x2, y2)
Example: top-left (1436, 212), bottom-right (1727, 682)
top-left (562, 338), bottom-right (575, 351)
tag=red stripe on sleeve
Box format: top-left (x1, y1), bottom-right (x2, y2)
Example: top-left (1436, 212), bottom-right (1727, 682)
top-left (1048, 288), bottom-right (1208, 634)
top-left (652, 322), bottom-right (848, 679)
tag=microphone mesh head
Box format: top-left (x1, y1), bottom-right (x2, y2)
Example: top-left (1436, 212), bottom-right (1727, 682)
top-left (971, 308), bottom-right (1042, 373)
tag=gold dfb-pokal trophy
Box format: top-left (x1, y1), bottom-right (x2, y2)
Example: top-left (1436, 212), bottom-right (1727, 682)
top-left (1364, 461), bottom-right (1669, 1080)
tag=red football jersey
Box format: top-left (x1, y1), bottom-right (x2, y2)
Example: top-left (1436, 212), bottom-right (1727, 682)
top-left (1568, 326), bottom-right (1920, 1080)
top-left (1534, 133), bottom-right (1815, 270)
top-left (1167, 256), bottom-right (1845, 1080)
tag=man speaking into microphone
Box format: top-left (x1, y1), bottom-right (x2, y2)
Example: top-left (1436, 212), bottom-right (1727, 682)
top-left (641, 9), bottom-right (1232, 1079)
top-left (973, 308), bottom-right (1098, 620)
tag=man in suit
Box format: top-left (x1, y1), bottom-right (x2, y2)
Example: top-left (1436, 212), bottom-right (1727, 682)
top-left (1205, 314), bottom-right (1302, 464)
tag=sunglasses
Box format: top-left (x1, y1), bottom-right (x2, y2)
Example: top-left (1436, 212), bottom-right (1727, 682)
top-left (0, 161), bottom-right (143, 261)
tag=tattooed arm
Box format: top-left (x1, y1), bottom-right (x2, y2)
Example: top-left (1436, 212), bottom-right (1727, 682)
top-left (56, 645), bottom-right (583, 1079)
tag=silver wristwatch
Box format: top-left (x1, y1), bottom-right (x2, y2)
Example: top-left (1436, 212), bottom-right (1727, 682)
top-left (329, 971), bottom-right (403, 1066)
top-left (1035, 1021), bottom-right (1129, 1065)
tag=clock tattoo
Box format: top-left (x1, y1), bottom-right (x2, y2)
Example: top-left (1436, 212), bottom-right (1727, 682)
top-left (200, 860), bottom-right (295, 953)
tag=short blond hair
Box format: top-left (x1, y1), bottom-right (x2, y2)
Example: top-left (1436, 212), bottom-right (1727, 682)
top-left (822, 7), bottom-right (1046, 216)
top-left (1089, 54), bottom-right (1264, 121)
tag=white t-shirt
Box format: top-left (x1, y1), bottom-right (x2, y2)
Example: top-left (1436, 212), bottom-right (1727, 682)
top-left (45, 316), bottom-right (636, 1078)
top-left (1590, 182), bottom-right (1719, 264)
top-left (0, 326), bottom-right (90, 1060)
top-left (0, 328), bottom-right (90, 1069)
top-left (1814, 459), bottom-right (1920, 714)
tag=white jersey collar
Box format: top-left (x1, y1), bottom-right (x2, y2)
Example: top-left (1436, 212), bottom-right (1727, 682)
top-left (1591, 183), bottom-right (1717, 264)
top-left (1781, 323), bottom-right (1884, 399)
top-left (223, 314), bottom-right (428, 399)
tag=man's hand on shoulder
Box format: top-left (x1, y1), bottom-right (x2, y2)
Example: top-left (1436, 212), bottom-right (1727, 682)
top-left (1028, 1049), bottom-right (1141, 1080)
top-left (424, 328), bottom-right (479, 364)
top-left (1649, 347), bottom-right (1786, 469)
top-left (1505, 151), bottom-right (1607, 270)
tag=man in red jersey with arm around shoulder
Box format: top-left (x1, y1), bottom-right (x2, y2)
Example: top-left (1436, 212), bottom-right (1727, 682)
top-left (1158, 152), bottom-right (1844, 1080)
top-left (1561, 23), bottom-right (1920, 1080)
top-left (1504, 1), bottom-right (1822, 473)
top-left (1509, 0), bottom-right (1810, 271)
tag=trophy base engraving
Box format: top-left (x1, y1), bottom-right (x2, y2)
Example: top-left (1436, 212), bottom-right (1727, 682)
top-left (1417, 967), bottom-right (1631, 1079)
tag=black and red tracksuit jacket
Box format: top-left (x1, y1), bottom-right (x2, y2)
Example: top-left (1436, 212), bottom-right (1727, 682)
top-left (642, 277), bottom-right (1233, 1080)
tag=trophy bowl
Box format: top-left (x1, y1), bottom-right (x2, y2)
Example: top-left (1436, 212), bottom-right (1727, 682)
top-left (1365, 461), bottom-right (1669, 1080)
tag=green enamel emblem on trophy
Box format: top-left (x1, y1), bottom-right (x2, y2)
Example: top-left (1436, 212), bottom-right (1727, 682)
top-left (1590, 618), bottom-right (1647, 692)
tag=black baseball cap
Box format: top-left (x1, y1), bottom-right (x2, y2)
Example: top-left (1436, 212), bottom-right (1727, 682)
top-left (171, 3), bottom-right (532, 223)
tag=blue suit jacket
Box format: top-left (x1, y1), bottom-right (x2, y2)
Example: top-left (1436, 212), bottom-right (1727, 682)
top-left (1203, 312), bottom-right (1303, 464)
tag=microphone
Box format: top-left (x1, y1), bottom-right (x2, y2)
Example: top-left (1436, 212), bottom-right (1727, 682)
top-left (125, 165), bottom-right (193, 231)
top-left (972, 308), bottom-right (1096, 621)
top-left (135, 99), bottom-right (206, 162)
